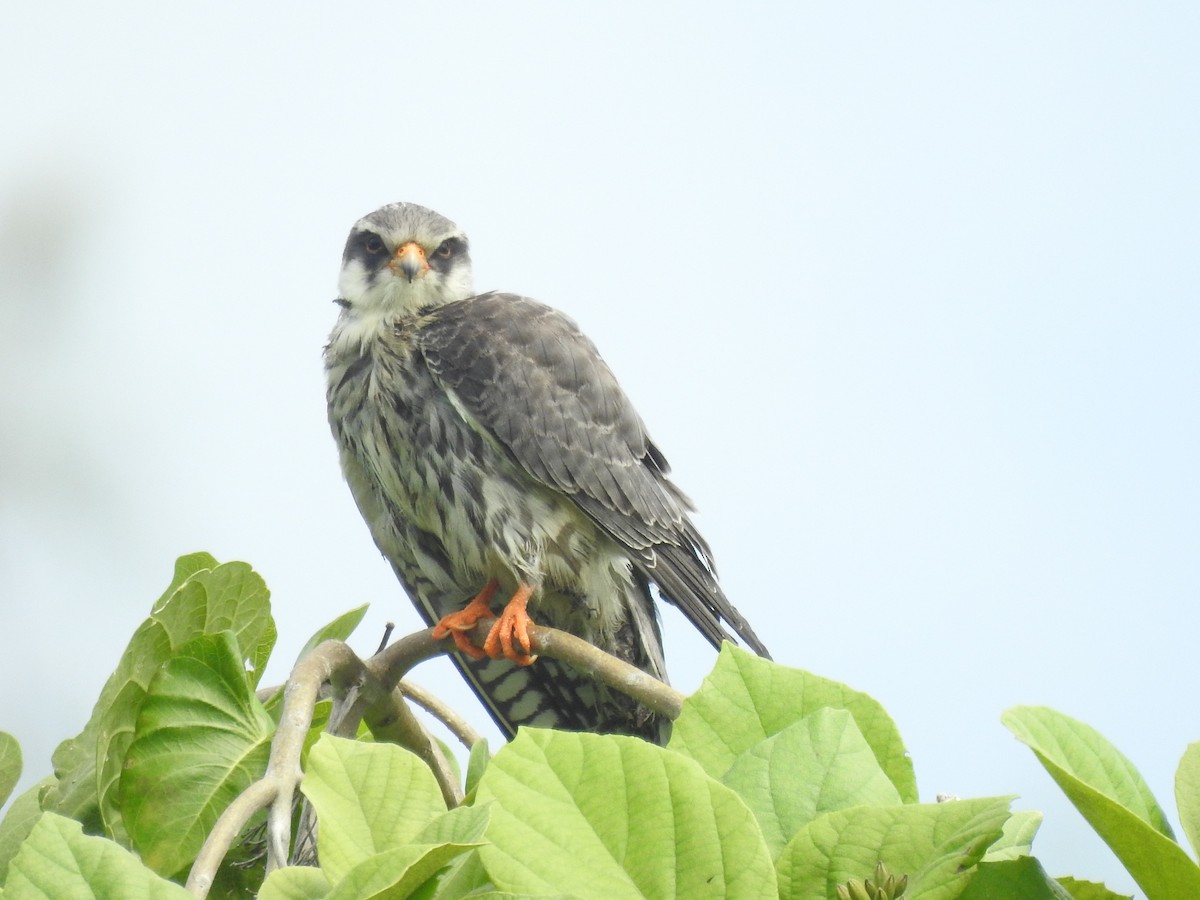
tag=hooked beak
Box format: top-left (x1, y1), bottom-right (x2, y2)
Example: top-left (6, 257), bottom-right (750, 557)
top-left (388, 241), bottom-right (429, 283)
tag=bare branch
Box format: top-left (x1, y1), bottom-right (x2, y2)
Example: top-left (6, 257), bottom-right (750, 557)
top-left (526, 624), bottom-right (687, 720)
top-left (399, 679), bottom-right (485, 750)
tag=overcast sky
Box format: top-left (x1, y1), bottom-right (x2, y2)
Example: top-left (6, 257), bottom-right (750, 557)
top-left (3, 4), bottom-right (1198, 894)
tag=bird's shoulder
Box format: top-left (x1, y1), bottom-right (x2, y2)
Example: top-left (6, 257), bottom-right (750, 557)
top-left (413, 292), bottom-right (685, 524)
top-left (414, 291), bottom-right (635, 437)
top-left (416, 292), bottom-right (593, 361)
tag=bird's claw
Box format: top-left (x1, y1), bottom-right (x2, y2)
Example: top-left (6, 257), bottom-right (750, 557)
top-left (437, 626), bottom-right (490, 660)
top-left (433, 581), bottom-right (499, 659)
top-left (434, 580), bottom-right (538, 666)
top-left (483, 604), bottom-right (538, 666)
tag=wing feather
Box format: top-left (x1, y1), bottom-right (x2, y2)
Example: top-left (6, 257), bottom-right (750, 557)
top-left (417, 292), bottom-right (770, 657)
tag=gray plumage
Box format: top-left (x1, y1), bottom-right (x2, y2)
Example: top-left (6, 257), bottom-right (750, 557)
top-left (324, 202), bottom-right (769, 743)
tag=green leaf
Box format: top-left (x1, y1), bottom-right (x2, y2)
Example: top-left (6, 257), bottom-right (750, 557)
top-left (152, 551), bottom-right (219, 609)
top-left (408, 848), bottom-right (496, 899)
top-left (1055, 876), bottom-right (1133, 899)
top-left (1004, 706), bottom-right (1200, 899)
top-left (1, 812), bottom-right (191, 899)
top-left (982, 809), bottom-right (1043, 861)
top-left (326, 843), bottom-right (478, 900)
top-left (959, 856), bottom-right (1073, 898)
top-left (93, 620), bottom-right (178, 845)
top-left (1003, 707), bottom-right (1172, 835)
top-left (0, 733), bottom-right (20, 809)
top-left (120, 561), bottom-right (274, 833)
top-left (407, 807), bottom-right (493, 898)
top-left (775, 795), bottom-right (1012, 900)
top-left (417, 803), bottom-right (491, 845)
top-left (44, 553), bottom-right (213, 826)
top-left (122, 631), bottom-right (275, 877)
top-left (669, 644), bottom-right (917, 802)
top-left (0, 777), bottom-right (54, 885)
top-left (297, 603), bottom-right (370, 662)
top-left (46, 617), bottom-right (174, 839)
top-left (722, 708), bottom-right (901, 858)
top-left (1176, 741), bottom-right (1200, 861)
top-left (43, 554), bottom-right (275, 845)
top-left (476, 728), bottom-right (776, 899)
top-left (147, 559), bottom-right (273, 671)
top-left (169, 561), bottom-right (275, 682)
top-left (301, 735), bottom-right (448, 884)
top-left (258, 865), bottom-right (332, 900)
top-left (464, 738), bottom-right (489, 799)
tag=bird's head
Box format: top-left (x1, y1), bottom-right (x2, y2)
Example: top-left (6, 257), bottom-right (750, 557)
top-left (337, 202), bottom-right (474, 317)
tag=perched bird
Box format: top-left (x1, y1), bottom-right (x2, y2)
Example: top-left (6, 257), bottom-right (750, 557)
top-left (325, 202), bottom-right (769, 742)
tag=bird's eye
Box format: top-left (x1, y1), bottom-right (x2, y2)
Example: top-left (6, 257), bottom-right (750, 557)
top-left (364, 236), bottom-right (385, 255)
top-left (435, 241), bottom-right (454, 259)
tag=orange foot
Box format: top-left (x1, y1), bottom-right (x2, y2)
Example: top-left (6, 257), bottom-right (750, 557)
top-left (432, 581), bottom-right (498, 660)
top-left (483, 583), bottom-right (538, 666)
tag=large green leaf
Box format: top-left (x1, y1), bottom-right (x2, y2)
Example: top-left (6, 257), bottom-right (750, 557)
top-left (152, 561), bottom-right (274, 684)
top-left (105, 559), bottom-right (273, 842)
top-left (46, 617), bottom-right (174, 839)
top-left (959, 856), bottom-right (1073, 898)
top-left (0, 777), bottom-right (54, 885)
top-left (43, 554), bottom-right (215, 828)
top-left (301, 735), bottom-right (449, 885)
top-left (476, 728), bottom-right (776, 898)
top-left (669, 644), bottom-right (917, 802)
top-left (43, 553), bottom-right (275, 846)
top-left (1, 813), bottom-right (191, 899)
top-left (1176, 741), bottom-right (1200, 861)
top-left (722, 708), bottom-right (901, 858)
top-left (775, 796), bottom-right (1012, 900)
top-left (122, 631), bottom-right (275, 877)
top-left (1004, 706), bottom-right (1200, 899)
top-left (93, 620), bottom-right (181, 846)
top-left (1003, 707), bottom-right (1172, 835)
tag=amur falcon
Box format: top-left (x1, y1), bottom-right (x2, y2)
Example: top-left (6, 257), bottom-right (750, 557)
top-left (324, 202), bottom-right (769, 743)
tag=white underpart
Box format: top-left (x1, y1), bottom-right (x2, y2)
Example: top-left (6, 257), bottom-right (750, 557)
top-left (331, 227), bottom-right (475, 356)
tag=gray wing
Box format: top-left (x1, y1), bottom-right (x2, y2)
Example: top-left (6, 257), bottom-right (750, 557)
top-left (416, 292), bottom-right (770, 658)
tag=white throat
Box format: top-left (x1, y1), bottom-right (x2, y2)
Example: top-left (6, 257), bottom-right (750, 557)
top-left (331, 266), bottom-right (474, 356)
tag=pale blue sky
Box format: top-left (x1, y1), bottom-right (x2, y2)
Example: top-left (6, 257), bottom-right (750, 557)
top-left (3, 5), bottom-right (1198, 894)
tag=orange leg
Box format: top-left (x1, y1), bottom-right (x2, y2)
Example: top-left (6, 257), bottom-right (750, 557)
top-left (432, 580), bottom-right (498, 660)
top-left (483, 583), bottom-right (538, 666)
